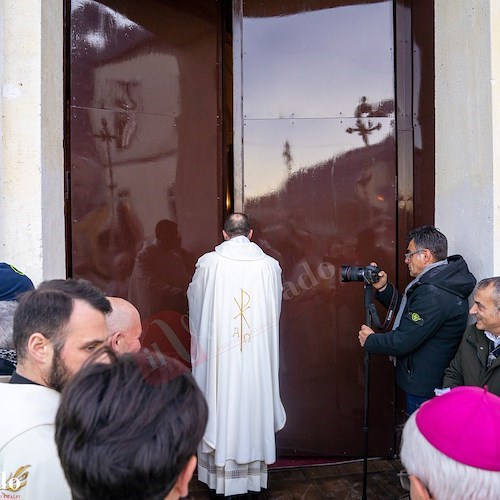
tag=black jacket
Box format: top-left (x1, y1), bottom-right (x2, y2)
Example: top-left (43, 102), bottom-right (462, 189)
top-left (442, 323), bottom-right (500, 396)
top-left (364, 255), bottom-right (476, 398)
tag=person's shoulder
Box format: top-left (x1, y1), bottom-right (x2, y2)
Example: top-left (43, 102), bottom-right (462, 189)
top-left (0, 387), bottom-right (60, 453)
top-left (0, 423), bottom-right (70, 500)
top-left (136, 241), bottom-right (161, 260)
top-left (195, 250), bottom-right (219, 267)
top-left (464, 323), bottom-right (484, 340)
top-left (1, 420), bottom-right (58, 448)
top-left (262, 253), bottom-right (281, 268)
top-left (0, 384), bottom-right (60, 416)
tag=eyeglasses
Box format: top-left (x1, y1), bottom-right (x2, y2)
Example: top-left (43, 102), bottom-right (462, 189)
top-left (398, 470), bottom-right (410, 492)
top-left (404, 249), bottom-right (425, 260)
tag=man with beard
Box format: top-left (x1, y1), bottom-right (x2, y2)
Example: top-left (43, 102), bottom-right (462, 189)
top-left (0, 279), bottom-right (111, 499)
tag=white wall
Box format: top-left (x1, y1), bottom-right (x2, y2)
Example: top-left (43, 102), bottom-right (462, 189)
top-left (435, 0), bottom-right (499, 281)
top-left (0, 0), bottom-right (65, 285)
top-left (491, 1), bottom-right (500, 277)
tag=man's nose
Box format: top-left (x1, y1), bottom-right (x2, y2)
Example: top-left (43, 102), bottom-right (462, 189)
top-left (469, 304), bottom-right (477, 315)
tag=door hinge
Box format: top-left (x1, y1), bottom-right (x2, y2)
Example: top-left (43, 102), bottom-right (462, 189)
top-left (64, 170), bottom-right (71, 201)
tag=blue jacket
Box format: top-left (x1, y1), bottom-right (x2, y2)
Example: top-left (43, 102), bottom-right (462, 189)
top-left (364, 255), bottom-right (476, 398)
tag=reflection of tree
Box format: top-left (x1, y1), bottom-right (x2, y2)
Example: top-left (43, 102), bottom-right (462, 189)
top-left (346, 96), bottom-right (393, 146)
top-left (245, 132), bottom-right (396, 455)
top-left (282, 140), bottom-right (293, 176)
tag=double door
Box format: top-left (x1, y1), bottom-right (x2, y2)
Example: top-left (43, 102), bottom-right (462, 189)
top-left (67, 0), bottom-right (411, 457)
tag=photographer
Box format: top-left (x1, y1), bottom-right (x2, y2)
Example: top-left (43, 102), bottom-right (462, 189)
top-left (357, 226), bottom-right (476, 414)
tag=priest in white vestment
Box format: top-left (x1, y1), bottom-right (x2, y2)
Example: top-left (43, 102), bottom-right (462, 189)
top-left (188, 213), bottom-right (286, 496)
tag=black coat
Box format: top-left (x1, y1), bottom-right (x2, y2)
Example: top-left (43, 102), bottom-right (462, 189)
top-left (364, 255), bottom-right (476, 398)
top-left (443, 323), bottom-right (500, 396)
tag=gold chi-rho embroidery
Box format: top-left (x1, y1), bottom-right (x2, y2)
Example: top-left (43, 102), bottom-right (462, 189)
top-left (234, 289), bottom-right (251, 351)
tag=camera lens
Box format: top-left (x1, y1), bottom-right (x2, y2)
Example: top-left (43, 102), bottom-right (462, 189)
top-left (341, 265), bottom-right (365, 282)
top-left (341, 265), bottom-right (380, 284)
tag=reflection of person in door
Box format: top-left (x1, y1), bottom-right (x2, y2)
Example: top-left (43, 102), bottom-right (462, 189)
top-left (128, 220), bottom-right (192, 368)
top-left (128, 219), bottom-right (191, 320)
top-left (72, 189), bottom-right (143, 297)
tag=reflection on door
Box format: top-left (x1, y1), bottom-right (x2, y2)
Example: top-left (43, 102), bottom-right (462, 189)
top-left (68, 0), bottom-right (401, 459)
top-left (68, 0), bottom-right (222, 366)
top-left (239, 0), bottom-right (397, 456)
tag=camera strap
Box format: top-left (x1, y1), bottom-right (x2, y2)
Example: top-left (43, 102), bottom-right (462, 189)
top-left (378, 285), bottom-right (399, 331)
top-left (367, 302), bottom-right (383, 329)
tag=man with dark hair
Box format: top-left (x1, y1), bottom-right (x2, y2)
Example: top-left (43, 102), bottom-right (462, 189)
top-left (55, 351), bottom-right (208, 500)
top-left (0, 279), bottom-right (111, 499)
top-left (442, 277), bottom-right (500, 396)
top-left (357, 225), bottom-right (476, 414)
top-left (0, 263), bottom-right (35, 376)
top-left (188, 212), bottom-right (286, 496)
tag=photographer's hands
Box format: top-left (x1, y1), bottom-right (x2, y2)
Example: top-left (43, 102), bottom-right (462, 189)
top-left (358, 324), bottom-right (374, 347)
top-left (356, 262), bottom-right (389, 346)
top-left (369, 261), bottom-right (388, 292)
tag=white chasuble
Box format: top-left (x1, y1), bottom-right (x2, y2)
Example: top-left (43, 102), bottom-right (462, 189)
top-left (188, 236), bottom-right (286, 495)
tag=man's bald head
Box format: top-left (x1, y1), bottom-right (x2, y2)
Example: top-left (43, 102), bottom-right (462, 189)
top-left (106, 297), bottom-right (142, 354)
top-left (222, 213), bottom-right (253, 241)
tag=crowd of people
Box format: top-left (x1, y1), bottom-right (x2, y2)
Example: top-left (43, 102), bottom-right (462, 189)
top-left (0, 215), bottom-right (499, 499)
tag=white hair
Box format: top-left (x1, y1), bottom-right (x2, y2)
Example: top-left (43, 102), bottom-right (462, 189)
top-left (401, 411), bottom-right (500, 499)
top-left (0, 301), bottom-right (18, 348)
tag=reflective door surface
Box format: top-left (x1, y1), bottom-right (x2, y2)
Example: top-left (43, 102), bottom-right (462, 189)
top-left (240, 0), bottom-right (397, 456)
top-left (67, 0), bottom-right (418, 459)
top-left (68, 0), bottom-right (222, 364)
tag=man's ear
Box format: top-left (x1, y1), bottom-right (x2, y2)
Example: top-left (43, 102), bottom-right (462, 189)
top-left (166, 456), bottom-right (197, 499)
top-left (222, 230), bottom-right (229, 241)
top-left (27, 333), bottom-right (52, 364)
top-left (409, 474), bottom-right (432, 500)
top-left (109, 331), bottom-right (122, 352)
top-left (248, 229), bottom-right (253, 240)
top-left (423, 248), bottom-right (434, 264)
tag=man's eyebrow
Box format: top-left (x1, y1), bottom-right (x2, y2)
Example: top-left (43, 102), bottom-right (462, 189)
top-left (81, 339), bottom-right (105, 347)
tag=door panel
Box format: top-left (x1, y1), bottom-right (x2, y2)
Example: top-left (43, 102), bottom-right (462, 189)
top-left (68, 0), bottom-right (222, 328)
top-left (240, 0), bottom-right (396, 456)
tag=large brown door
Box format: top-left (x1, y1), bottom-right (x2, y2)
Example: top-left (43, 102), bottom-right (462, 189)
top-left (67, 0), bottom-right (421, 459)
top-left (237, 0), bottom-right (397, 456)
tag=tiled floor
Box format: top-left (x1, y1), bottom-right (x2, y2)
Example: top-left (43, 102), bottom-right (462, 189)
top-left (187, 458), bottom-right (408, 499)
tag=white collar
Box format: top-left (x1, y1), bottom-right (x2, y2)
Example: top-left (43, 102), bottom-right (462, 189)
top-left (484, 331), bottom-right (500, 347)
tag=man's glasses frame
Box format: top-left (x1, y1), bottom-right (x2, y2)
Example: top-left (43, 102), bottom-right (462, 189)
top-left (404, 249), bottom-right (425, 260)
top-left (398, 470), bottom-right (410, 492)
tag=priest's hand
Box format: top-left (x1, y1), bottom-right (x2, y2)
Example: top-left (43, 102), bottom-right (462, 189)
top-left (358, 324), bottom-right (374, 347)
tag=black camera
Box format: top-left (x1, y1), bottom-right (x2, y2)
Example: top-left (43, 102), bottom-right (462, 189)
top-left (341, 264), bottom-right (380, 284)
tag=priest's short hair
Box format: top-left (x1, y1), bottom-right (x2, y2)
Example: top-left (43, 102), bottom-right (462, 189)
top-left (224, 212), bottom-right (251, 238)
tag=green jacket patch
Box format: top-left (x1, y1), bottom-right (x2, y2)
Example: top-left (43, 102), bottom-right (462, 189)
top-left (409, 311), bottom-right (424, 326)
